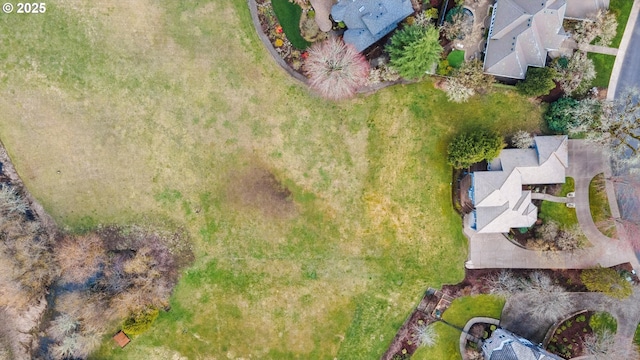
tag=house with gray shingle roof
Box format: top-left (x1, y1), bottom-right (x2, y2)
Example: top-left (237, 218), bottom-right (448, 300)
top-left (483, 0), bottom-right (569, 79)
top-left (331, 0), bottom-right (414, 52)
top-left (482, 329), bottom-right (563, 360)
top-left (469, 135), bottom-right (568, 233)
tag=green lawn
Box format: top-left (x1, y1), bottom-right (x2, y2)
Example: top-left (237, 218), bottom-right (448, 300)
top-left (589, 173), bottom-right (617, 238)
top-left (0, 1), bottom-right (542, 359)
top-left (413, 295), bottom-right (505, 360)
top-left (588, 53), bottom-right (616, 88)
top-left (271, 0), bottom-right (310, 49)
top-left (447, 50), bottom-right (465, 68)
top-left (540, 178), bottom-right (578, 229)
top-left (610, 0), bottom-right (633, 48)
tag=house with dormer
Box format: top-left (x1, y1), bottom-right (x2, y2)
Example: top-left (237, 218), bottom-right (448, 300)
top-left (466, 135), bottom-right (568, 233)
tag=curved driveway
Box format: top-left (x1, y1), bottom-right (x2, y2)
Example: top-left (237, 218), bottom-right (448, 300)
top-left (465, 140), bottom-right (640, 271)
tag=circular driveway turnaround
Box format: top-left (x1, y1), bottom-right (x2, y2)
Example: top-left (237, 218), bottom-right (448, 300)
top-left (465, 140), bottom-right (640, 271)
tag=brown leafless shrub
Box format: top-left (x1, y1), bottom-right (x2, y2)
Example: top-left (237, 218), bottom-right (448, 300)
top-left (488, 271), bottom-right (573, 321)
top-left (47, 313), bottom-right (79, 341)
top-left (0, 185), bottom-right (56, 310)
top-left (55, 233), bottom-right (106, 284)
top-left (583, 331), bottom-right (640, 359)
top-left (441, 12), bottom-right (472, 40)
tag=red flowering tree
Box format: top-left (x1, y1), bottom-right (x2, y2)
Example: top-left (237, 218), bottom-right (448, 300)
top-left (303, 38), bottom-right (370, 100)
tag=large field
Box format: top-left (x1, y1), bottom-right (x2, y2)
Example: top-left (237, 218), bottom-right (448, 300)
top-left (0, 1), bottom-right (542, 359)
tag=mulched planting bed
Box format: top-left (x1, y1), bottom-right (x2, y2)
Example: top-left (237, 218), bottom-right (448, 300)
top-left (547, 311), bottom-right (593, 359)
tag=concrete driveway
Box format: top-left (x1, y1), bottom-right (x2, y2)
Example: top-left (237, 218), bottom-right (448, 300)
top-left (465, 140), bottom-right (640, 271)
top-left (501, 287), bottom-right (640, 344)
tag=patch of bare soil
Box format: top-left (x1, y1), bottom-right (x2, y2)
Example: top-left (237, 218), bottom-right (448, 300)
top-left (227, 167), bottom-right (297, 218)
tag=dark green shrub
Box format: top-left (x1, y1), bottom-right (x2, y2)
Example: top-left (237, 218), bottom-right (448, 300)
top-left (581, 267), bottom-right (632, 299)
top-left (516, 67), bottom-right (557, 97)
top-left (447, 130), bottom-right (505, 169)
top-left (589, 312), bottom-right (617, 335)
top-left (545, 97), bottom-right (579, 134)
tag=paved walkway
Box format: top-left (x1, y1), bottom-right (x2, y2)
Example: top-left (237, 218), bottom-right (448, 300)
top-left (608, 0), bottom-right (640, 100)
top-left (530, 193), bottom-right (568, 203)
top-left (577, 43), bottom-right (618, 55)
top-left (465, 140), bottom-right (640, 271)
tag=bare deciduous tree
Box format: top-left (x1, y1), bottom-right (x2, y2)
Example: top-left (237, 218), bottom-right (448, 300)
top-left (511, 130), bottom-right (534, 149)
top-left (444, 60), bottom-right (494, 103)
top-left (445, 78), bottom-right (475, 103)
top-left (55, 234), bottom-right (106, 284)
top-left (412, 323), bottom-right (437, 347)
top-left (488, 271), bottom-right (573, 321)
top-left (574, 10), bottom-right (618, 46)
top-left (569, 88), bottom-right (640, 163)
top-left (441, 12), bottom-right (473, 40)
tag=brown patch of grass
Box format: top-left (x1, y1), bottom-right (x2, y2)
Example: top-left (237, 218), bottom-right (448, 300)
top-left (227, 166), bottom-right (297, 218)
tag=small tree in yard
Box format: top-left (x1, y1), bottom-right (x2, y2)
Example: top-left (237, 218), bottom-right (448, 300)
top-left (583, 330), bottom-right (640, 359)
top-left (387, 24), bottom-right (443, 80)
top-left (441, 12), bottom-right (473, 40)
top-left (568, 88), bottom-right (640, 162)
top-left (516, 67), bottom-right (557, 97)
top-left (445, 60), bottom-right (494, 103)
top-left (447, 130), bottom-right (505, 169)
top-left (304, 38), bottom-right (370, 100)
top-left (581, 267), bottom-right (632, 299)
top-left (552, 51), bottom-right (596, 96)
top-left (488, 271), bottom-right (573, 322)
top-left (574, 9), bottom-right (618, 47)
top-left (511, 130), bottom-right (534, 149)
top-left (545, 97), bottom-right (580, 134)
top-left (445, 79), bottom-right (475, 103)
top-left (412, 324), bottom-right (437, 347)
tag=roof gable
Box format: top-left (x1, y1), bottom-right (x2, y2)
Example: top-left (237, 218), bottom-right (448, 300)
top-left (471, 136), bottom-right (568, 233)
top-left (484, 0), bottom-right (568, 79)
top-left (331, 0), bottom-right (413, 52)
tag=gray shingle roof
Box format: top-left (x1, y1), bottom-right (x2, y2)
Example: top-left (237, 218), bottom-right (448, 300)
top-left (482, 329), bottom-right (563, 360)
top-left (484, 0), bottom-right (569, 79)
top-left (565, 0), bottom-right (609, 20)
top-left (472, 136), bottom-right (568, 233)
top-left (331, 0), bottom-right (414, 52)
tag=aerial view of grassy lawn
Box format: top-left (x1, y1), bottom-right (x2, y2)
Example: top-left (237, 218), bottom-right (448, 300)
top-left (589, 174), bottom-right (617, 238)
top-left (610, 0), bottom-right (634, 48)
top-left (588, 53), bottom-right (616, 88)
top-left (539, 178), bottom-right (578, 230)
top-left (413, 295), bottom-right (505, 360)
top-left (0, 1), bottom-right (542, 359)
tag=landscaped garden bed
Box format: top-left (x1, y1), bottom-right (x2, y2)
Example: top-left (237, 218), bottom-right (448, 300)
top-left (546, 311), bottom-right (617, 359)
top-left (255, 0), bottom-right (321, 74)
